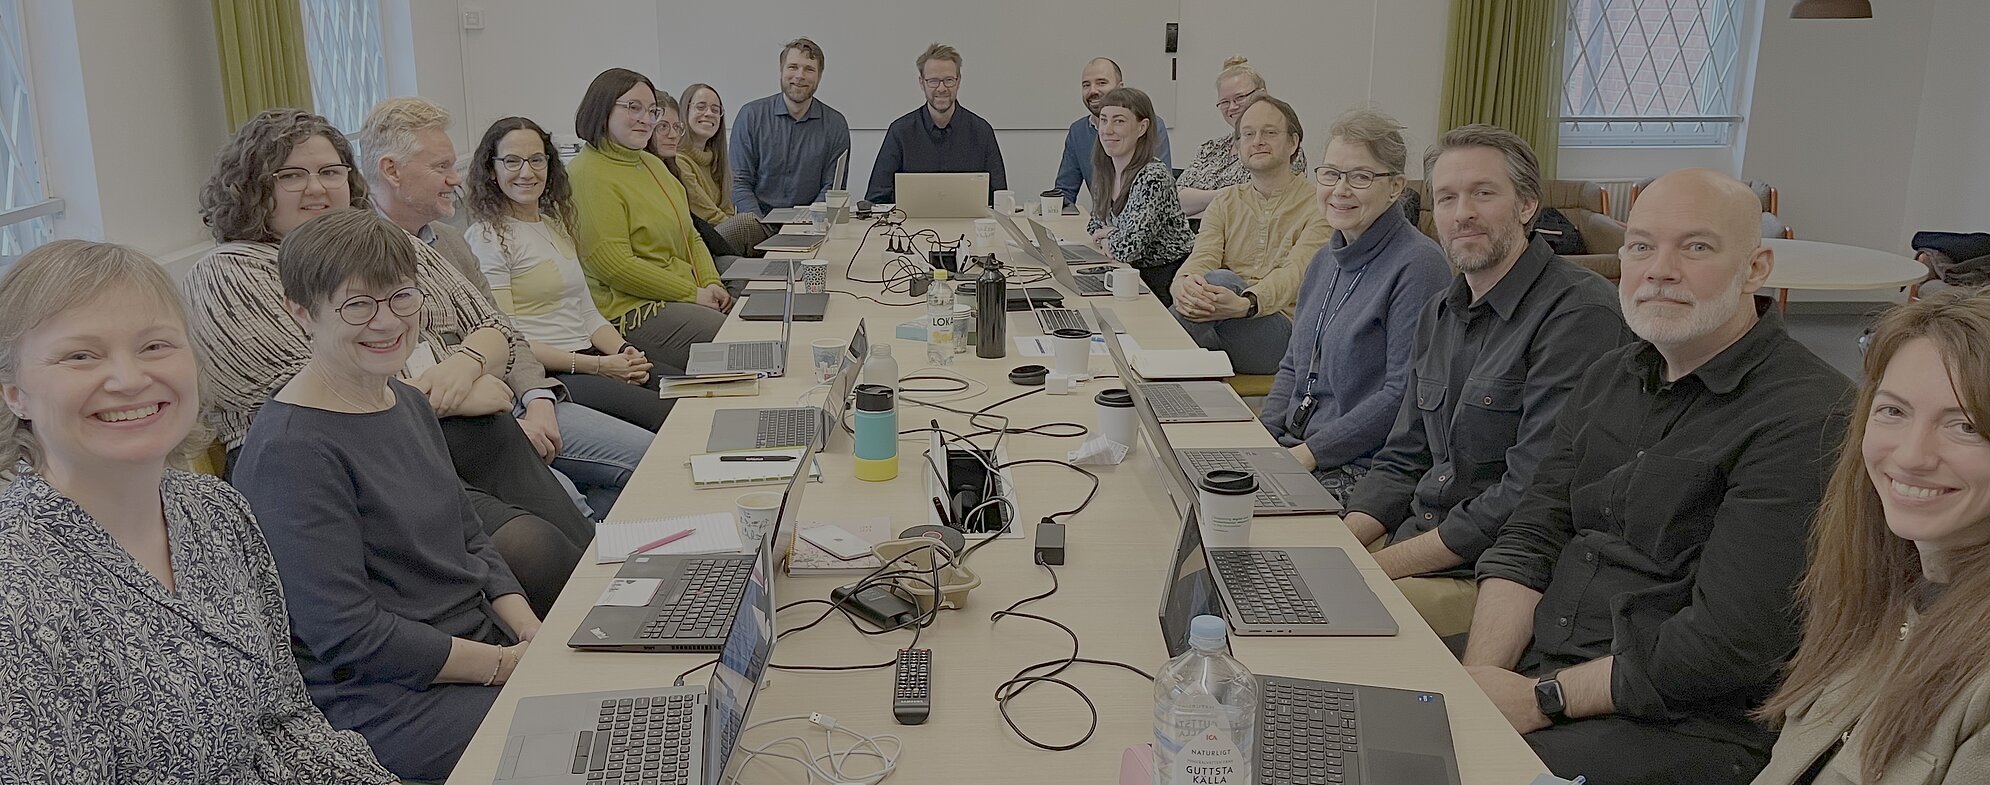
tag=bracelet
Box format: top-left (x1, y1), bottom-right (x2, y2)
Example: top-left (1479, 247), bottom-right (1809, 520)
top-left (570, 354), bottom-right (579, 375)
top-left (453, 344), bottom-right (488, 367)
top-left (484, 646), bottom-right (507, 686)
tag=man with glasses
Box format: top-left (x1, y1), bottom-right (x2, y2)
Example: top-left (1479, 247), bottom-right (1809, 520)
top-left (1052, 57), bottom-right (1171, 206)
top-left (1338, 124), bottom-right (1628, 639)
top-left (866, 43), bottom-right (1007, 204)
top-left (1177, 57), bottom-right (1306, 217)
top-left (1168, 94), bottom-right (1329, 374)
top-left (730, 38), bottom-right (851, 217)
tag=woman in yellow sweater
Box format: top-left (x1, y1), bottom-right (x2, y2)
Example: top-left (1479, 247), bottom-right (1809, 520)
top-left (568, 68), bottom-right (729, 371)
top-left (675, 82), bottom-right (771, 255)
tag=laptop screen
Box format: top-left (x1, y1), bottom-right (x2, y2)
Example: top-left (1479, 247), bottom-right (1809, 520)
top-left (1157, 502), bottom-right (1227, 659)
top-left (1025, 218), bottom-right (1081, 290)
top-left (1097, 313), bottom-right (1198, 506)
top-left (705, 446), bottom-right (808, 780)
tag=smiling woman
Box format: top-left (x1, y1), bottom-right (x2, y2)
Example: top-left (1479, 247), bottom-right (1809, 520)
top-left (0, 240), bottom-right (396, 782)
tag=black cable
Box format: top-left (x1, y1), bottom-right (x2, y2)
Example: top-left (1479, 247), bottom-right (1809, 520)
top-left (895, 374), bottom-right (971, 395)
top-left (996, 458), bottom-right (1101, 525)
top-left (991, 562), bottom-right (1155, 751)
top-left (762, 543), bottom-right (955, 673)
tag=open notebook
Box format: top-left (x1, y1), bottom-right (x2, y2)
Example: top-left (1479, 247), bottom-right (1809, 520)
top-left (594, 512), bottom-right (743, 563)
top-left (688, 448), bottom-right (823, 488)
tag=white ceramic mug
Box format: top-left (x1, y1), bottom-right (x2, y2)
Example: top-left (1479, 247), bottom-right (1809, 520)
top-left (1039, 190), bottom-right (1062, 218)
top-left (993, 189), bottom-right (1017, 214)
top-left (736, 490), bottom-right (784, 545)
top-left (1197, 469), bottom-right (1258, 547)
top-left (1109, 267), bottom-right (1140, 300)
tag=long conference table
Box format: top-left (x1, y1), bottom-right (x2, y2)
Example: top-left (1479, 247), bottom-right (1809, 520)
top-left (447, 213), bottom-right (1547, 784)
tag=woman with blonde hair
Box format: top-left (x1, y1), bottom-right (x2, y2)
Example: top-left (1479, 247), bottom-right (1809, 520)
top-left (1752, 290), bottom-right (1990, 784)
top-left (1176, 56), bottom-right (1308, 217)
top-left (0, 240), bottom-right (394, 782)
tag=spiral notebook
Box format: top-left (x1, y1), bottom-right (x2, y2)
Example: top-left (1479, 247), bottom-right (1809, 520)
top-left (595, 512), bottom-right (743, 563)
top-left (687, 448), bottom-right (823, 488)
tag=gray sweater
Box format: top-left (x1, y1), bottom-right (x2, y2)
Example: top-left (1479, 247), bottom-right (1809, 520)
top-left (1260, 202), bottom-right (1450, 469)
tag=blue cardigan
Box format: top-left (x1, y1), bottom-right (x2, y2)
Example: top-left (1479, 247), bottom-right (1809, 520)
top-left (1260, 202), bottom-right (1450, 470)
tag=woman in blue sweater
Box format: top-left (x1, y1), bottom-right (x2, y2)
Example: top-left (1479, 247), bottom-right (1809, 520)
top-left (1262, 109), bottom-right (1450, 499)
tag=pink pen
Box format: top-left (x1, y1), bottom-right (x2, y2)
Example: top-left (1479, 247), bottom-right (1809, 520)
top-left (632, 528), bottom-right (697, 555)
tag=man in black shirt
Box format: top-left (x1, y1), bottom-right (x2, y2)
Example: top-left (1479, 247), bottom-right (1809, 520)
top-left (866, 43), bottom-right (1008, 204)
top-left (1464, 169), bottom-right (1853, 785)
top-left (1340, 125), bottom-right (1627, 637)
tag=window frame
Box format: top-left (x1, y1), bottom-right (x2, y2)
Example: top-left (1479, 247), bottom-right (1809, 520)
top-left (1560, 0), bottom-right (1761, 148)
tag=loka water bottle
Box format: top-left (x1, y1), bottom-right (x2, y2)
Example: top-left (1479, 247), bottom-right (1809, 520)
top-left (1154, 615), bottom-right (1258, 785)
top-left (926, 269), bottom-right (956, 365)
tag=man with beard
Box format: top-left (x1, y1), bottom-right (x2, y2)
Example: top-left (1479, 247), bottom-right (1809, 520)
top-left (866, 43), bottom-right (1006, 204)
top-left (730, 38), bottom-right (852, 216)
top-left (1463, 169), bottom-right (1852, 785)
top-left (1339, 125), bottom-right (1627, 638)
top-left (1052, 57), bottom-right (1172, 206)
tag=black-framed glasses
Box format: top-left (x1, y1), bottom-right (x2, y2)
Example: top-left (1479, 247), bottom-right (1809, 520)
top-left (495, 154), bottom-right (549, 173)
top-left (334, 287), bottom-right (424, 326)
top-left (1215, 87), bottom-right (1261, 111)
top-left (1313, 167), bottom-right (1400, 189)
top-left (922, 77), bottom-right (960, 89)
top-left (613, 100), bottom-right (664, 123)
top-left (269, 164), bottom-right (353, 193)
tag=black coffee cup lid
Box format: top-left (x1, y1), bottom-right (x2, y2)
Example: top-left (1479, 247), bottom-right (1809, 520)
top-left (1040, 189), bottom-right (1061, 197)
top-left (1094, 388), bottom-right (1133, 407)
top-left (1198, 469), bottom-right (1258, 495)
top-left (1051, 327), bottom-right (1091, 339)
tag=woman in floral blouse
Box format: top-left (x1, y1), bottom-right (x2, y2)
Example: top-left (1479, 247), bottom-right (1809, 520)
top-left (1087, 87), bottom-right (1194, 306)
top-left (1176, 56), bottom-right (1309, 217)
top-left (0, 240), bottom-right (394, 784)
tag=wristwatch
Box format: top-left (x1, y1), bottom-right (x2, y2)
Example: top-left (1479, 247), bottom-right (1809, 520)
top-left (1242, 290), bottom-right (1261, 318)
top-left (1534, 672), bottom-right (1568, 721)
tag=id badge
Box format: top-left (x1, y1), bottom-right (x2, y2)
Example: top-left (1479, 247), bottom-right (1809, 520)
top-left (1289, 394), bottom-right (1319, 433)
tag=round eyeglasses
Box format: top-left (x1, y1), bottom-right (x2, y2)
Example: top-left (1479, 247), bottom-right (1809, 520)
top-left (334, 287), bottom-right (425, 326)
top-left (613, 100), bottom-right (665, 123)
top-left (495, 154), bottom-right (549, 173)
top-left (1313, 167), bottom-right (1400, 189)
top-left (269, 164), bottom-right (353, 193)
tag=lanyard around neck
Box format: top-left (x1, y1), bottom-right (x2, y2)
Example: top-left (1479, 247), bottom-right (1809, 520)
top-left (1300, 262), bottom-right (1370, 397)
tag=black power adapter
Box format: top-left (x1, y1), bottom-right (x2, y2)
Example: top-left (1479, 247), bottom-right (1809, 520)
top-left (1034, 521), bottom-right (1067, 565)
top-left (830, 584), bottom-right (919, 629)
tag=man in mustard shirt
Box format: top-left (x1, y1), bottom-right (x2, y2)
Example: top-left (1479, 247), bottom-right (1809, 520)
top-left (1170, 95), bottom-right (1332, 374)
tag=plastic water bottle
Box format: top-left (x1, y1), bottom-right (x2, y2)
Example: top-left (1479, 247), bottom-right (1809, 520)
top-left (859, 343), bottom-right (899, 392)
top-left (926, 269), bottom-right (956, 365)
top-left (1154, 615), bottom-right (1258, 785)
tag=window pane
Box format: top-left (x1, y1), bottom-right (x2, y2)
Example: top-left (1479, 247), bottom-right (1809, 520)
top-left (300, 0), bottom-right (388, 136)
top-left (1562, 0), bottom-right (1750, 147)
top-left (0, 0), bottom-right (49, 256)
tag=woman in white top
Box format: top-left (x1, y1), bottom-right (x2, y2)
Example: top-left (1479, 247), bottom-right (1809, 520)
top-left (464, 116), bottom-right (672, 431)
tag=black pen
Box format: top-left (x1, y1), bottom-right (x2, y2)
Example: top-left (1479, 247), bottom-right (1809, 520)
top-left (720, 455), bottom-right (798, 462)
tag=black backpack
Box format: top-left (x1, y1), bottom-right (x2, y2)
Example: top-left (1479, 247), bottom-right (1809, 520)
top-left (1533, 208), bottom-right (1588, 255)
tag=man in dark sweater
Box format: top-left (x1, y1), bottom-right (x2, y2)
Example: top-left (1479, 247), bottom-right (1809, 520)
top-left (1463, 169), bottom-right (1853, 784)
top-left (1339, 125), bottom-right (1629, 638)
top-left (866, 43), bottom-right (1007, 204)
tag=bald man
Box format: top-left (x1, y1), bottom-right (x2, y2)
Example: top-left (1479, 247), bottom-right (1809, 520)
top-left (1052, 57), bottom-right (1172, 204)
top-left (1461, 169), bottom-right (1853, 785)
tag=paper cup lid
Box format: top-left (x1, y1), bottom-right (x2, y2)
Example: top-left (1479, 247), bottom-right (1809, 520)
top-left (1093, 388), bottom-right (1133, 408)
top-left (1198, 468), bottom-right (1258, 495)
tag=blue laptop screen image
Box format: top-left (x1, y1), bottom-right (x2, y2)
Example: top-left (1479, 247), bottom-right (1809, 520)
top-left (1159, 504), bottom-right (1227, 659)
top-left (705, 542), bottom-right (775, 780)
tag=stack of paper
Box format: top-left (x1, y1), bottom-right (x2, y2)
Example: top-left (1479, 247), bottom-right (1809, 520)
top-left (595, 512), bottom-right (742, 563)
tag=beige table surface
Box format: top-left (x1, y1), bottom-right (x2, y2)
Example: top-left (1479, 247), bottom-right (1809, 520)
top-left (1762, 237), bottom-right (1928, 292)
top-left (447, 215), bottom-right (1546, 785)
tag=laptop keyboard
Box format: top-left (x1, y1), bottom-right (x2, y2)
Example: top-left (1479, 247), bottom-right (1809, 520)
top-left (1182, 451), bottom-right (1291, 509)
top-left (1261, 677), bottom-right (1361, 783)
top-left (1035, 308), bottom-right (1089, 334)
top-left (576, 695), bottom-right (696, 783)
top-left (1211, 550), bottom-right (1328, 625)
top-left (754, 408), bottom-right (820, 448)
top-left (728, 341), bottom-right (780, 370)
top-left (637, 559), bottom-right (752, 640)
top-left (1142, 384), bottom-right (1208, 420)
top-left (1070, 275), bottom-right (1108, 295)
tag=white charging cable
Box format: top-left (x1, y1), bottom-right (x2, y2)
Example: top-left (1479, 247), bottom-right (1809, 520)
top-left (723, 713), bottom-right (903, 785)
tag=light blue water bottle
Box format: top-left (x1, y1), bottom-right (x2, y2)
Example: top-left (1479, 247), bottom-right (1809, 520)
top-left (852, 383), bottom-right (898, 482)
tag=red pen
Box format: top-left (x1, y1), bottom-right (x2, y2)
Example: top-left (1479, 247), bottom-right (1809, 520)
top-left (632, 527), bottom-right (697, 555)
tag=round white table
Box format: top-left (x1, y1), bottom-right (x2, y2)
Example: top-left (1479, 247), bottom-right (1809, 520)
top-left (1762, 238), bottom-right (1930, 311)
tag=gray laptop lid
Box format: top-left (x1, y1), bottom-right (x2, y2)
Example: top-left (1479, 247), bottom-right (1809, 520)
top-left (988, 209), bottom-right (1045, 262)
top-left (1098, 315), bottom-right (1198, 507)
top-left (701, 504), bottom-right (778, 785)
top-left (1025, 217), bottom-right (1083, 291)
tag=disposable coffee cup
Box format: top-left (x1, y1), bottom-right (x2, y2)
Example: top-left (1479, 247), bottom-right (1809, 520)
top-left (1109, 267), bottom-right (1140, 300)
top-left (952, 303), bottom-right (974, 352)
top-left (825, 189), bottom-right (851, 224)
top-left (1094, 388), bottom-right (1137, 448)
top-left (736, 490), bottom-right (784, 545)
top-left (994, 189), bottom-right (1017, 214)
top-left (1039, 189), bottom-right (1062, 218)
top-left (799, 258), bottom-right (829, 294)
top-left (810, 338), bottom-right (846, 383)
top-left (1051, 327), bottom-right (1091, 379)
top-left (1198, 469), bottom-right (1258, 547)
top-left (974, 217), bottom-right (1000, 258)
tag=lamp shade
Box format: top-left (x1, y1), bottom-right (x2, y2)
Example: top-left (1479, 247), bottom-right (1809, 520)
top-left (1792, 0), bottom-right (1873, 18)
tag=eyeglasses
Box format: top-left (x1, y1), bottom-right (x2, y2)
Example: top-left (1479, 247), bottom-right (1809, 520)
top-left (1215, 87), bottom-right (1261, 111)
top-left (269, 164), bottom-right (353, 193)
top-left (334, 286), bottom-right (425, 326)
top-left (922, 77), bottom-right (960, 89)
top-left (613, 100), bottom-right (664, 123)
top-left (1313, 167), bottom-right (1400, 189)
top-left (654, 120), bottom-right (684, 139)
top-left (495, 154), bottom-right (549, 173)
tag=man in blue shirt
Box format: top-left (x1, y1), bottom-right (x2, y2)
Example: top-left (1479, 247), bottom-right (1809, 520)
top-left (729, 37), bottom-right (852, 216)
top-left (1054, 57), bottom-right (1172, 205)
top-left (866, 43), bottom-right (1006, 204)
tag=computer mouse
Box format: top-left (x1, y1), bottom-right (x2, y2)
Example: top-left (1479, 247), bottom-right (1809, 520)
top-left (856, 200), bottom-right (875, 213)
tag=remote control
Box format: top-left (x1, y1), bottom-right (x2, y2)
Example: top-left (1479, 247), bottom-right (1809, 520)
top-left (892, 648), bottom-right (932, 725)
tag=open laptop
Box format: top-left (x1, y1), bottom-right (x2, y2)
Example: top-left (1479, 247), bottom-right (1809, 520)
top-left (1161, 497), bottom-right (1396, 638)
top-left (1101, 314), bottom-right (1338, 514)
top-left (504, 524), bottom-right (777, 784)
top-left (1027, 217), bottom-right (1131, 296)
top-left (1025, 298), bottom-right (1125, 336)
top-left (719, 258), bottom-right (796, 283)
top-left (896, 172), bottom-right (990, 218)
top-left (1093, 307), bottom-right (1256, 424)
top-left (685, 271), bottom-right (795, 376)
top-left (566, 445), bottom-right (808, 654)
top-left (1157, 532), bottom-right (1459, 785)
top-left (988, 209), bottom-right (1109, 264)
top-left (706, 320), bottom-right (867, 452)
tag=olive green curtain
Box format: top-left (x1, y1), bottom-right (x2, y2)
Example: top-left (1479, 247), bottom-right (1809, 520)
top-left (213, 0), bottom-right (314, 130)
top-left (1438, 0), bottom-right (1567, 180)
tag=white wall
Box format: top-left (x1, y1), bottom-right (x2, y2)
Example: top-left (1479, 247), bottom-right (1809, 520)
top-left (30, 0), bottom-right (227, 262)
top-left (1902, 0), bottom-right (1990, 235)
